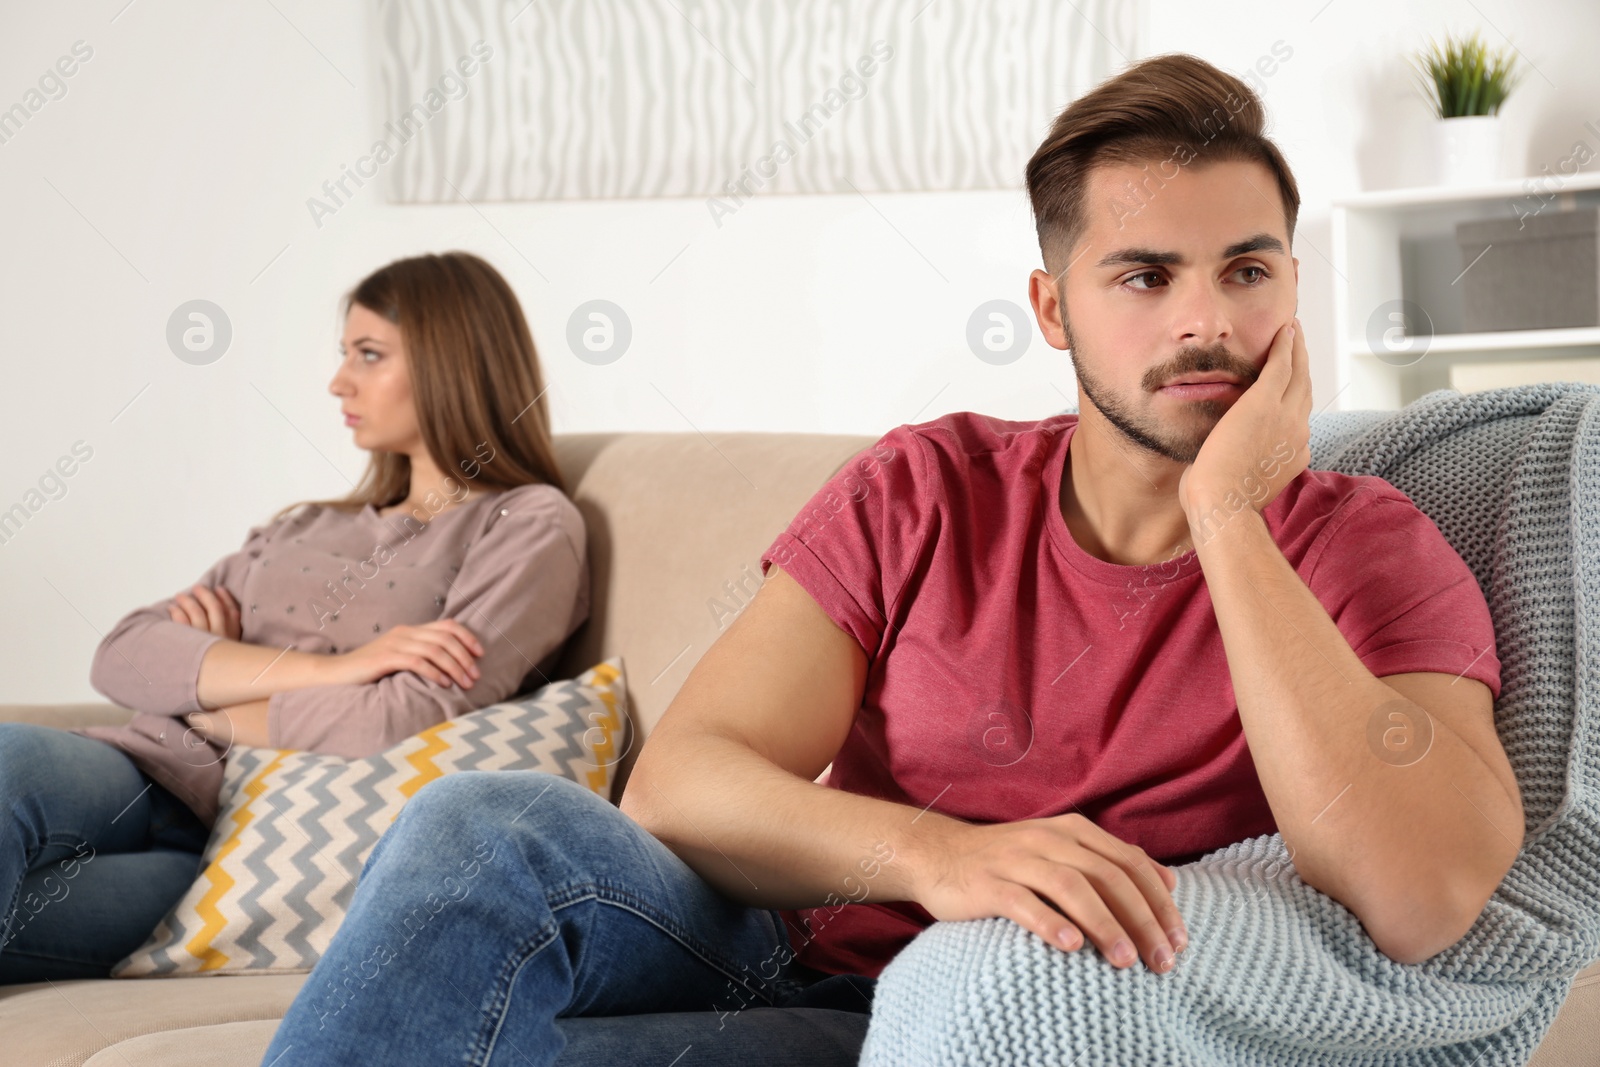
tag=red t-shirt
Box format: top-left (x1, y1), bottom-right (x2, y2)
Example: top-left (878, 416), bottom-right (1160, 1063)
top-left (759, 411), bottom-right (1501, 979)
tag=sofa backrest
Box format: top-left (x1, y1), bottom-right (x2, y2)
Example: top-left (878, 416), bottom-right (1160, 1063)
top-left (545, 406), bottom-right (1492, 799)
top-left (549, 431), bottom-right (874, 793)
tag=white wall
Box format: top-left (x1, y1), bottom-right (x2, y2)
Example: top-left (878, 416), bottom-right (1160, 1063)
top-left (2, 0), bottom-right (1592, 703)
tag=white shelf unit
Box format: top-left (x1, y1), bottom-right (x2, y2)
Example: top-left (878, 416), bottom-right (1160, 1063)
top-left (1329, 170), bottom-right (1600, 410)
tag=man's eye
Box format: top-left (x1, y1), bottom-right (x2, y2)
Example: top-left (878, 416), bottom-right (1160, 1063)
top-left (1237, 266), bottom-right (1270, 285)
top-left (1124, 271), bottom-right (1165, 290)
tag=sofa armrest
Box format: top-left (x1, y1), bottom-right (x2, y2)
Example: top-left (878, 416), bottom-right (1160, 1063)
top-left (0, 702), bottom-right (133, 729)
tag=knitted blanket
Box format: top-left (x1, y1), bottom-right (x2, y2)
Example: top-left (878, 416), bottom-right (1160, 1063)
top-left (861, 384), bottom-right (1600, 1066)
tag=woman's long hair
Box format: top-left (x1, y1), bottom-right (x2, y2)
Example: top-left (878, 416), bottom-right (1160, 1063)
top-left (274, 251), bottom-right (565, 522)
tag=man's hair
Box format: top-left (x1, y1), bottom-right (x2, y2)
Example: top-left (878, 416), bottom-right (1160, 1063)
top-left (1025, 52), bottom-right (1301, 274)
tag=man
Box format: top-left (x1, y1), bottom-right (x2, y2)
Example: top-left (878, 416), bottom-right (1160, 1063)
top-left (262, 51), bottom-right (1522, 1066)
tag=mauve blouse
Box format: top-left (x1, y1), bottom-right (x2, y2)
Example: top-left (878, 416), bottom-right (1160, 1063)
top-left (80, 483), bottom-right (590, 828)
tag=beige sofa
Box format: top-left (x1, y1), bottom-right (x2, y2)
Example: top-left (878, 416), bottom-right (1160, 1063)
top-left (2, 430), bottom-right (1596, 1066)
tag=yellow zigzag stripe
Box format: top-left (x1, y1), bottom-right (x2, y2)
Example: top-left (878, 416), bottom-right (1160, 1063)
top-left (396, 721), bottom-right (456, 807)
top-left (583, 663), bottom-right (623, 794)
top-left (187, 751), bottom-right (288, 971)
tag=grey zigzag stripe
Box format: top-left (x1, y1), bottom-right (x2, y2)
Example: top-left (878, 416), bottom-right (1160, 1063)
top-left (327, 747), bottom-right (403, 909)
top-left (293, 749), bottom-right (409, 967)
top-left (473, 687), bottom-right (595, 780)
top-left (222, 759), bottom-right (311, 971)
top-left (511, 689), bottom-right (603, 778)
top-left (235, 784), bottom-right (295, 971)
top-left (277, 761), bottom-right (344, 968)
top-left (448, 707), bottom-right (501, 775)
top-left (230, 774), bottom-right (294, 970)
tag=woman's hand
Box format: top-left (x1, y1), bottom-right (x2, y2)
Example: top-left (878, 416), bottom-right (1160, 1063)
top-left (169, 584), bottom-right (242, 641)
top-left (186, 699), bottom-right (273, 752)
top-left (327, 619), bottom-right (485, 690)
top-left (908, 812), bottom-right (1187, 973)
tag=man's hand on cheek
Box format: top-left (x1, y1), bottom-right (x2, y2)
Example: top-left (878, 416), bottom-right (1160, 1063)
top-left (1177, 315), bottom-right (1312, 521)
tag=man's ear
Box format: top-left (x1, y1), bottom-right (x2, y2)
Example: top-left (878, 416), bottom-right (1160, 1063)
top-left (1028, 268), bottom-right (1070, 351)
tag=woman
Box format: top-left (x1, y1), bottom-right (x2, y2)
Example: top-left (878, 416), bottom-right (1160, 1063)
top-left (0, 251), bottom-right (589, 983)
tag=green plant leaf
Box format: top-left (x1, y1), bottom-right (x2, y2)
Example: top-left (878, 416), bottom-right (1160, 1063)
top-left (1411, 28), bottom-right (1521, 117)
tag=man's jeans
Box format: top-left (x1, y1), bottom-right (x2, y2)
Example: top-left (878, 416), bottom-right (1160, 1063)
top-left (0, 723), bottom-right (208, 983)
top-left (262, 771), bottom-right (874, 1066)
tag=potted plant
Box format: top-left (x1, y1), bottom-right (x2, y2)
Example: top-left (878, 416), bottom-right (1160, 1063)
top-left (1411, 29), bottom-right (1523, 186)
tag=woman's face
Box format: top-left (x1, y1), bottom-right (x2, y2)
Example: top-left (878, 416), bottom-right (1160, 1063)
top-left (330, 303), bottom-right (420, 455)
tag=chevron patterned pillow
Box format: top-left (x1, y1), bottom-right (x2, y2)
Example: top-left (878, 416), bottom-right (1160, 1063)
top-left (111, 657), bottom-right (630, 977)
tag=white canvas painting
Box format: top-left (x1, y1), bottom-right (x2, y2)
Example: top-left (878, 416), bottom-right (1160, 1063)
top-left (369, 0), bottom-right (1138, 202)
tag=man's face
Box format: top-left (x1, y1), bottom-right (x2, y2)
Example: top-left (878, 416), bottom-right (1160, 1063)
top-left (1041, 158), bottom-right (1299, 464)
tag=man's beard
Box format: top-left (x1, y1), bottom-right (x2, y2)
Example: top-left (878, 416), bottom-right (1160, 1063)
top-left (1064, 320), bottom-right (1257, 465)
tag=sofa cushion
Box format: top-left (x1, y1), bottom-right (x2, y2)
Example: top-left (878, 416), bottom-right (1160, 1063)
top-left (112, 660), bottom-right (629, 978)
top-left (82, 1019), bottom-right (281, 1067)
top-left (0, 973), bottom-right (306, 1067)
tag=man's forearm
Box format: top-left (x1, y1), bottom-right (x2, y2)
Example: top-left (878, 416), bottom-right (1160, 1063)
top-left (622, 728), bottom-right (963, 912)
top-left (1190, 502), bottom-right (1521, 957)
top-left (195, 639), bottom-right (333, 710)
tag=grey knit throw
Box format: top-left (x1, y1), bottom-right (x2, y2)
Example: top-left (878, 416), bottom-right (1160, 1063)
top-left (861, 384), bottom-right (1600, 1066)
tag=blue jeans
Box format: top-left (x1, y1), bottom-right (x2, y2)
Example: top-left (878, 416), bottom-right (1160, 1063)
top-left (262, 771), bottom-right (874, 1066)
top-left (0, 723), bottom-right (208, 983)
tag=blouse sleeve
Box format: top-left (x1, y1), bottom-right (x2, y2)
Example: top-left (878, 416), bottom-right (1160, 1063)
top-left (88, 518), bottom-right (285, 716)
top-left (265, 489), bottom-right (589, 757)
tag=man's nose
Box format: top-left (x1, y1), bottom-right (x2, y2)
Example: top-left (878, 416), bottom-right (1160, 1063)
top-left (1173, 280), bottom-right (1233, 347)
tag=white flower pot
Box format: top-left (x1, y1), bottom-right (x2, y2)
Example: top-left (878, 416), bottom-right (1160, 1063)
top-left (1430, 114), bottom-right (1503, 186)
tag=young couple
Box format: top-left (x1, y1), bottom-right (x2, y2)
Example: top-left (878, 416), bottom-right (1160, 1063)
top-left (3, 51), bottom-right (1524, 1067)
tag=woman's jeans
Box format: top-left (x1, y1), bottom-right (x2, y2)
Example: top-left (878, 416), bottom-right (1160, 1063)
top-left (263, 771), bottom-right (874, 1067)
top-left (0, 723), bottom-right (208, 983)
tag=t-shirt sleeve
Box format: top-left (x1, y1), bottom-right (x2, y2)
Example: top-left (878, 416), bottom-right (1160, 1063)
top-left (88, 518), bottom-right (285, 717)
top-left (266, 490), bottom-right (589, 757)
top-left (759, 426), bottom-right (929, 658)
top-left (1308, 483), bottom-right (1502, 699)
